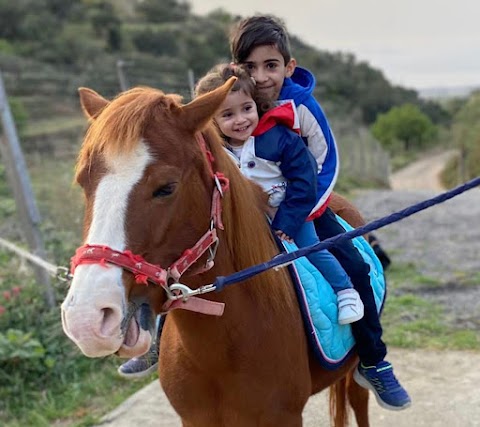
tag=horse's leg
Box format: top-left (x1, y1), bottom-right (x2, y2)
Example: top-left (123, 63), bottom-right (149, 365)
top-left (262, 416), bottom-right (303, 427)
top-left (346, 369), bottom-right (370, 427)
top-left (181, 411), bottom-right (303, 427)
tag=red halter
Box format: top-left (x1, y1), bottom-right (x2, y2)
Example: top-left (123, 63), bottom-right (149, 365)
top-left (70, 133), bottom-right (228, 316)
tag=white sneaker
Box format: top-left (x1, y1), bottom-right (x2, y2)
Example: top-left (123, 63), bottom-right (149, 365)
top-left (337, 289), bottom-right (364, 325)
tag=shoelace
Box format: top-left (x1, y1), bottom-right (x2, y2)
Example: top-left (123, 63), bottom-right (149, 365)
top-left (367, 366), bottom-right (401, 393)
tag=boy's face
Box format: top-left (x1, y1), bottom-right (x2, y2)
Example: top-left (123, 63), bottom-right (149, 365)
top-left (241, 45), bottom-right (296, 101)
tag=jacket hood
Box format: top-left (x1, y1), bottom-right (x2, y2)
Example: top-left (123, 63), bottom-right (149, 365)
top-left (252, 101), bottom-right (300, 137)
top-left (279, 66), bottom-right (315, 104)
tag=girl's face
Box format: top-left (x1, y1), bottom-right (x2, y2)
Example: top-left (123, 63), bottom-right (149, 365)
top-left (214, 90), bottom-right (259, 146)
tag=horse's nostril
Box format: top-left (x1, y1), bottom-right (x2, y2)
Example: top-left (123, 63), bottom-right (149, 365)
top-left (100, 307), bottom-right (120, 336)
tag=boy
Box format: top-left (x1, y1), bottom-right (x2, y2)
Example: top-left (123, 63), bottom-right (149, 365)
top-left (229, 14), bottom-right (410, 411)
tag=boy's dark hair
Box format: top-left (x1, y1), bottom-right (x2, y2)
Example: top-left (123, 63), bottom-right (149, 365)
top-left (230, 14), bottom-right (292, 65)
top-left (195, 63), bottom-right (273, 116)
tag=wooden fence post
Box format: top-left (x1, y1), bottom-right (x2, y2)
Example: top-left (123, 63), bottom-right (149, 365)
top-left (116, 59), bottom-right (130, 91)
top-left (187, 69), bottom-right (195, 100)
top-left (0, 71), bottom-right (55, 308)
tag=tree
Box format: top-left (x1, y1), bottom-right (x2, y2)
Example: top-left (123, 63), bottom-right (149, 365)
top-left (135, 0), bottom-right (190, 23)
top-left (451, 91), bottom-right (480, 179)
top-left (371, 104), bottom-right (437, 152)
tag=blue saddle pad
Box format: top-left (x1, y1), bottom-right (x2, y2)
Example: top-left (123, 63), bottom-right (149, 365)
top-left (280, 216), bottom-right (386, 370)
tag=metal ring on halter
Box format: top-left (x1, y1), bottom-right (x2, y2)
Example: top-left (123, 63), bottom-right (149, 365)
top-left (207, 238), bottom-right (219, 264)
top-left (56, 266), bottom-right (73, 282)
top-left (214, 174), bottom-right (224, 197)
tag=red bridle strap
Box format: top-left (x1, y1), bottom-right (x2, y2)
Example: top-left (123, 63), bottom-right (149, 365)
top-left (196, 133), bottom-right (229, 230)
top-left (71, 227), bottom-right (218, 288)
top-left (70, 238), bottom-right (225, 316)
top-left (168, 228), bottom-right (218, 282)
top-left (70, 245), bottom-right (168, 288)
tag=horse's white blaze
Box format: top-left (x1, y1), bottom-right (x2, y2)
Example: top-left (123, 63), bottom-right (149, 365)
top-left (61, 141), bottom-right (154, 357)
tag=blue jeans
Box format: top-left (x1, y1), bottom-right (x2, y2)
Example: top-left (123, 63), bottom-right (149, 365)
top-left (295, 220), bottom-right (353, 293)
top-left (314, 207), bottom-right (386, 365)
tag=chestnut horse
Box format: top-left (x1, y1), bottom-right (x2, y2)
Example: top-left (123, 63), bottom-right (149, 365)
top-left (61, 78), bottom-right (370, 426)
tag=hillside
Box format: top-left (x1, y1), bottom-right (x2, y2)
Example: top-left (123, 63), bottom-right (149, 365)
top-left (0, 0), bottom-right (453, 193)
top-left (0, 0), bottom-right (449, 126)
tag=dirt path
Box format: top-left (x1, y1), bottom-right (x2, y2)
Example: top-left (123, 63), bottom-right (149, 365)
top-left (97, 150), bottom-right (480, 426)
top-left (99, 348), bottom-right (480, 427)
top-left (389, 149), bottom-right (458, 191)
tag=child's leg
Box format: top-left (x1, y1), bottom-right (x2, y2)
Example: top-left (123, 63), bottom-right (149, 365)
top-left (313, 208), bottom-right (386, 363)
top-left (294, 221), bottom-right (364, 324)
top-left (314, 208), bottom-right (410, 410)
top-left (295, 221), bottom-right (352, 292)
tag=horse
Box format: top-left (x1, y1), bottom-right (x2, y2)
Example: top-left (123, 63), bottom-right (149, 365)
top-left (61, 78), bottom-right (371, 427)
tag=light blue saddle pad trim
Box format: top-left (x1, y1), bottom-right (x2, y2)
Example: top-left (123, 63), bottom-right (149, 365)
top-left (281, 215), bottom-right (386, 370)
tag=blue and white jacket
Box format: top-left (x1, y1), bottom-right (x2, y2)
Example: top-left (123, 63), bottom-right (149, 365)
top-left (225, 102), bottom-right (318, 240)
top-left (279, 66), bottom-right (339, 218)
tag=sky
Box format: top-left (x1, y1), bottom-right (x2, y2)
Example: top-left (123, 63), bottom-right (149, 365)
top-left (191, 0), bottom-right (480, 91)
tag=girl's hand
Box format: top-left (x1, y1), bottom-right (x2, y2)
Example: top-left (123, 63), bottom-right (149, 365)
top-left (275, 230), bottom-right (293, 243)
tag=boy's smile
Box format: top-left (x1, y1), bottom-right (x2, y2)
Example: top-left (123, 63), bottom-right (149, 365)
top-left (241, 45), bottom-right (296, 101)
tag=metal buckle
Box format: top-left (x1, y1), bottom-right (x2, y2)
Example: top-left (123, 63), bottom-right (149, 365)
top-left (168, 283), bottom-right (217, 302)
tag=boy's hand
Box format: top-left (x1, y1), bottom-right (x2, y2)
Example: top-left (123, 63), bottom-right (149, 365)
top-left (275, 230), bottom-right (293, 243)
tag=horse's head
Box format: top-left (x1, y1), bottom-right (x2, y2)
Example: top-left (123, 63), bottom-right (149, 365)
top-left (61, 79), bottom-right (236, 358)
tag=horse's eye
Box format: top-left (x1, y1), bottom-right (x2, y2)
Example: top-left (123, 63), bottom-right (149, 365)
top-left (152, 183), bottom-right (177, 198)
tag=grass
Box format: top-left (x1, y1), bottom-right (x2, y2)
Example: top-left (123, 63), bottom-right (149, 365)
top-left (3, 360), bottom-right (155, 427)
top-left (381, 262), bottom-right (480, 350)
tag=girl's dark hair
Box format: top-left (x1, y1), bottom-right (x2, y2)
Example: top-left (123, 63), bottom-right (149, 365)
top-left (195, 63), bottom-right (273, 116)
top-left (229, 15), bottom-right (292, 65)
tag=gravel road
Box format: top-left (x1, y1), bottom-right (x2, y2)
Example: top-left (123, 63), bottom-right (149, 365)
top-left (97, 150), bottom-right (480, 426)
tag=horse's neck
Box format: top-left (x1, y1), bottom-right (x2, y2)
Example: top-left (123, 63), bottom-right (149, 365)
top-left (169, 249), bottom-right (298, 357)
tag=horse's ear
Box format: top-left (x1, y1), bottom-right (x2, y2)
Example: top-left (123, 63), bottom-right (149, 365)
top-left (78, 87), bottom-right (109, 120)
top-left (179, 77), bottom-right (237, 132)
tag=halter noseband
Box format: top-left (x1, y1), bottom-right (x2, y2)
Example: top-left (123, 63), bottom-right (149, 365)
top-left (70, 133), bottom-right (228, 316)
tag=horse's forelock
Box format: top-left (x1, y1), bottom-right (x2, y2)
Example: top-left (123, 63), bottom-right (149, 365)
top-left (76, 88), bottom-right (184, 178)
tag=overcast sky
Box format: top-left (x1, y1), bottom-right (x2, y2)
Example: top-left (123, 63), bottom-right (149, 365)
top-left (191, 0), bottom-right (480, 91)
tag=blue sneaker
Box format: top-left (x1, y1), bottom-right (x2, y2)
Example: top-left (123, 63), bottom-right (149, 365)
top-left (353, 361), bottom-right (412, 411)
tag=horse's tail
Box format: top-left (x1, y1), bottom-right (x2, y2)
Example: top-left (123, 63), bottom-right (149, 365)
top-left (329, 377), bottom-right (349, 427)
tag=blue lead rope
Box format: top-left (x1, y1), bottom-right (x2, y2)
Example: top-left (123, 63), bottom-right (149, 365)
top-left (214, 175), bottom-right (480, 292)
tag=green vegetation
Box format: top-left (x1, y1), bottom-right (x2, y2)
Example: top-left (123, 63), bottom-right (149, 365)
top-left (381, 263), bottom-right (480, 350)
top-left (0, 251), bottom-right (155, 427)
top-left (371, 104), bottom-right (437, 153)
top-left (442, 91), bottom-right (480, 186)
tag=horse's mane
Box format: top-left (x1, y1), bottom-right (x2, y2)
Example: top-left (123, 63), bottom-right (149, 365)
top-left (202, 125), bottom-right (296, 313)
top-left (75, 87), bottom-right (182, 180)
